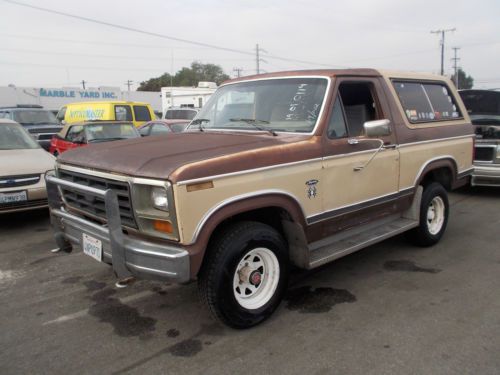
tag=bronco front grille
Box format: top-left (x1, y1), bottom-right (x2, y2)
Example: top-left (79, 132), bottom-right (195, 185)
top-left (474, 145), bottom-right (495, 162)
top-left (58, 169), bottom-right (137, 228)
top-left (0, 174), bottom-right (40, 188)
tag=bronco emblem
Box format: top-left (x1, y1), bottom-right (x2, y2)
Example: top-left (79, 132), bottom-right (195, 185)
top-left (305, 179), bottom-right (319, 199)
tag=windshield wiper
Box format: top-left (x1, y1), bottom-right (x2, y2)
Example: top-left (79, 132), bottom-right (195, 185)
top-left (229, 118), bottom-right (277, 136)
top-left (190, 118), bottom-right (210, 132)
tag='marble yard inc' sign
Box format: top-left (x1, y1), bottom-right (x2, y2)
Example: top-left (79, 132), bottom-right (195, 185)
top-left (39, 88), bottom-right (117, 99)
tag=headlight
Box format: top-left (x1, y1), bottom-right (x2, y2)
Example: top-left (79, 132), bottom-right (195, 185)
top-left (151, 186), bottom-right (169, 211)
top-left (130, 180), bottom-right (179, 241)
top-left (496, 145), bottom-right (500, 159)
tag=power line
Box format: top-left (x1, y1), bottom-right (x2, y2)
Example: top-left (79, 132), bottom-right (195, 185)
top-left (1, 0), bottom-right (254, 57)
top-left (1, 0), bottom-right (345, 69)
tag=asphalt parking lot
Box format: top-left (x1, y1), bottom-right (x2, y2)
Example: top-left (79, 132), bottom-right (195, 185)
top-left (0, 187), bottom-right (499, 375)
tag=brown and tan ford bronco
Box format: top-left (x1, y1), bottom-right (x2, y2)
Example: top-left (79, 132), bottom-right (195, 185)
top-left (47, 69), bottom-right (474, 328)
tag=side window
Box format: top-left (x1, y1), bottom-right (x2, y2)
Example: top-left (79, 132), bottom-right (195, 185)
top-left (151, 123), bottom-right (171, 135)
top-left (66, 125), bottom-right (85, 142)
top-left (133, 105), bottom-right (151, 121)
top-left (337, 82), bottom-right (381, 137)
top-left (0, 111), bottom-right (11, 119)
top-left (393, 81), bottom-right (462, 123)
top-left (114, 105), bottom-right (132, 121)
top-left (327, 96), bottom-right (348, 139)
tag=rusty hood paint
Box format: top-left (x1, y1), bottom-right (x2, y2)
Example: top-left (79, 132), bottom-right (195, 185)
top-left (57, 131), bottom-right (318, 182)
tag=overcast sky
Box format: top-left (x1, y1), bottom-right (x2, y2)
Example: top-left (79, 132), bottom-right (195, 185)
top-left (0, 0), bottom-right (499, 90)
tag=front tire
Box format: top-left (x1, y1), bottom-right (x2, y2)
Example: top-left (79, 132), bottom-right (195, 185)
top-left (198, 221), bottom-right (289, 329)
top-left (406, 182), bottom-right (449, 247)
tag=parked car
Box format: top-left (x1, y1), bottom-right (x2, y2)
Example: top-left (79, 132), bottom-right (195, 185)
top-left (164, 107), bottom-right (198, 120)
top-left (138, 120), bottom-right (190, 136)
top-left (49, 121), bottom-right (140, 156)
top-left (47, 69), bottom-right (474, 328)
top-left (459, 89), bottom-right (500, 187)
top-left (56, 101), bottom-right (155, 128)
top-left (0, 105), bottom-right (62, 150)
top-left (0, 119), bottom-right (55, 213)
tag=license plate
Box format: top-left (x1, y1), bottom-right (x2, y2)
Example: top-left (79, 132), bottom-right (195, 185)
top-left (0, 191), bottom-right (27, 204)
top-left (82, 233), bottom-right (102, 262)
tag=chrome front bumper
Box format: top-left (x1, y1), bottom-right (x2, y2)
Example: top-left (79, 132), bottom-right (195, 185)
top-left (471, 164), bottom-right (500, 187)
top-left (46, 175), bottom-right (190, 283)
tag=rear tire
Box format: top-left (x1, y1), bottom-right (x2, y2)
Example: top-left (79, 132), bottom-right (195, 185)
top-left (198, 221), bottom-right (289, 329)
top-left (406, 182), bottom-right (449, 247)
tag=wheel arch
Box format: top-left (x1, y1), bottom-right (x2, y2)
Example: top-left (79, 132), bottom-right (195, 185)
top-left (414, 156), bottom-right (459, 191)
top-left (187, 191), bottom-right (308, 277)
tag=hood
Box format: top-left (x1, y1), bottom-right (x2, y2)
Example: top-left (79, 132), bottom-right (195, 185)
top-left (0, 148), bottom-right (55, 176)
top-left (57, 131), bottom-right (310, 180)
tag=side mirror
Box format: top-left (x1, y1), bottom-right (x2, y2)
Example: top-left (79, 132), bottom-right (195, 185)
top-left (364, 119), bottom-right (391, 138)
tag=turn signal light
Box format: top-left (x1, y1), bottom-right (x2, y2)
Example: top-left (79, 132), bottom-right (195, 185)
top-left (153, 220), bottom-right (173, 234)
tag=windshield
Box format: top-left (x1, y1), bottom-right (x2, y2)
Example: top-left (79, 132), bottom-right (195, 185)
top-left (459, 90), bottom-right (500, 123)
top-left (0, 123), bottom-right (40, 150)
top-left (165, 109), bottom-right (197, 120)
top-left (85, 123), bottom-right (139, 142)
top-left (13, 110), bottom-right (59, 125)
top-left (189, 78), bottom-right (328, 134)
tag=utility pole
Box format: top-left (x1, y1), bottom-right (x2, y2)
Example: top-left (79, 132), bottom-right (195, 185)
top-left (256, 44), bottom-right (260, 74)
top-left (81, 80), bottom-right (86, 90)
top-left (430, 28), bottom-right (456, 75)
top-left (451, 47), bottom-right (461, 89)
top-left (125, 80), bottom-right (134, 91)
top-left (255, 44), bottom-right (267, 75)
top-left (233, 67), bottom-right (243, 78)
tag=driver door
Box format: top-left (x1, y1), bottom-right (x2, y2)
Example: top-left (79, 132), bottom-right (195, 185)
top-left (318, 77), bottom-right (400, 234)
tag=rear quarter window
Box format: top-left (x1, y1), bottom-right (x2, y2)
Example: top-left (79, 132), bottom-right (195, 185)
top-left (392, 80), bottom-right (462, 124)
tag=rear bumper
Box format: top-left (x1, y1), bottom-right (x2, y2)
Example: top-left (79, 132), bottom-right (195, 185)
top-left (46, 175), bottom-right (190, 283)
top-left (471, 164), bottom-right (500, 187)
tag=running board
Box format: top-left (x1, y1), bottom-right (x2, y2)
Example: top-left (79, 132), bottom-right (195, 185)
top-left (307, 217), bottom-right (419, 269)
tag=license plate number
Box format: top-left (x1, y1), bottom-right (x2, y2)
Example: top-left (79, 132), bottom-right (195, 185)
top-left (82, 233), bottom-right (102, 262)
top-left (0, 191), bottom-right (27, 204)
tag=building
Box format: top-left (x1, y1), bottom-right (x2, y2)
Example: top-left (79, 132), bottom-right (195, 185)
top-left (0, 85), bottom-right (162, 113)
top-left (161, 81), bottom-right (217, 116)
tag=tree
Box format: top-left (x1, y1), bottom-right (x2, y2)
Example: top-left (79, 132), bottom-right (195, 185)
top-left (137, 62), bottom-right (230, 91)
top-left (450, 69), bottom-right (474, 90)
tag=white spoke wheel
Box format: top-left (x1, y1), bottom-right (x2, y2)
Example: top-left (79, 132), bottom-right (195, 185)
top-left (198, 221), bottom-right (289, 329)
top-left (406, 182), bottom-right (449, 247)
top-left (232, 247), bottom-right (280, 310)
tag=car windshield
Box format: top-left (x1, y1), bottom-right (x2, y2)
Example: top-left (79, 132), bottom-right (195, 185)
top-left (165, 109), bottom-right (197, 120)
top-left (85, 123), bottom-right (139, 142)
top-left (0, 123), bottom-right (40, 150)
top-left (13, 110), bottom-right (59, 125)
top-left (188, 78), bottom-right (328, 134)
top-left (460, 90), bottom-right (500, 123)
top-left (170, 122), bottom-right (189, 132)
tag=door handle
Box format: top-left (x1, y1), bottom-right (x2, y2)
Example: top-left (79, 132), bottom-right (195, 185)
top-left (383, 144), bottom-right (397, 149)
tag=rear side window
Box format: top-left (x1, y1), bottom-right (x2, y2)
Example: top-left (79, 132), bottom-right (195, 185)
top-left (393, 81), bottom-right (462, 123)
top-left (115, 105), bottom-right (132, 121)
top-left (133, 105), bottom-right (151, 121)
